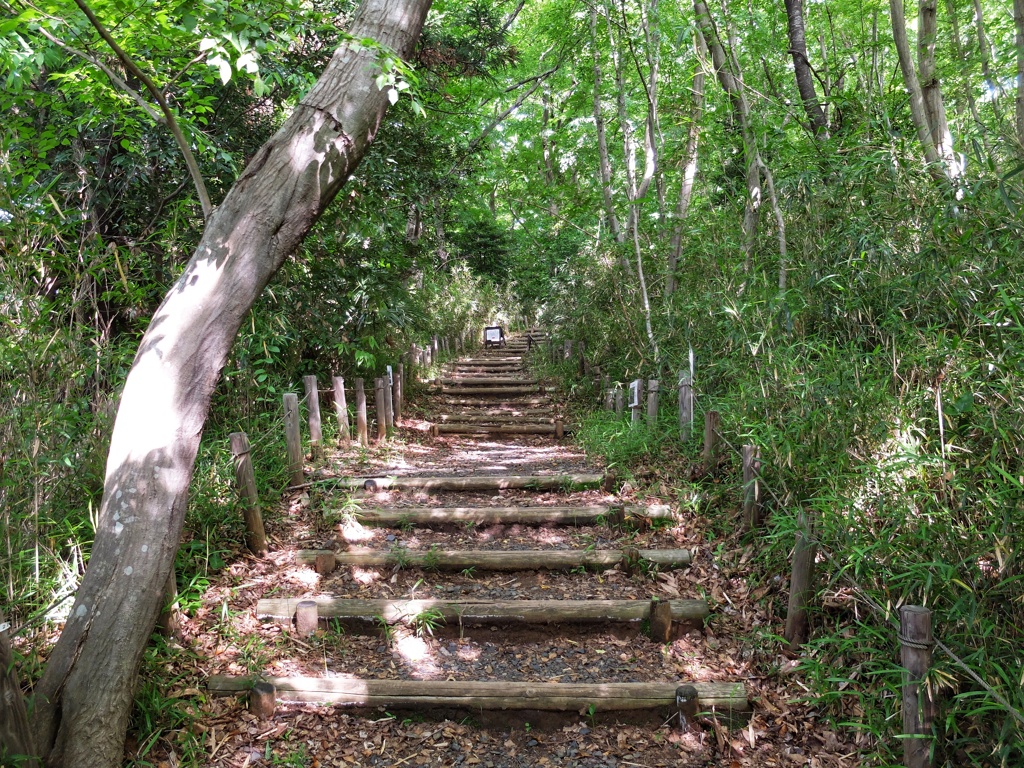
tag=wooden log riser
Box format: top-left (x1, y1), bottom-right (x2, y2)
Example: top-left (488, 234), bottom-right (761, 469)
top-left (256, 597), bottom-right (709, 627)
top-left (209, 677), bottom-right (749, 713)
top-left (434, 424), bottom-right (565, 435)
top-left (341, 474), bottom-right (605, 492)
top-left (295, 548), bottom-right (692, 570)
top-left (340, 504), bottom-right (674, 527)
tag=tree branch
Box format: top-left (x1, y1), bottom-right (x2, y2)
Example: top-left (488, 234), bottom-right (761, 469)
top-left (71, 0), bottom-right (213, 219)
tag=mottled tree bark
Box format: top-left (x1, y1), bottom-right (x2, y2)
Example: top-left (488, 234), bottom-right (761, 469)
top-left (590, 6), bottom-right (623, 245)
top-left (783, 0), bottom-right (829, 136)
top-left (917, 0), bottom-right (961, 178)
top-left (1015, 0), bottom-right (1024, 150)
top-left (24, 1), bottom-right (432, 766)
top-left (890, 0), bottom-right (944, 174)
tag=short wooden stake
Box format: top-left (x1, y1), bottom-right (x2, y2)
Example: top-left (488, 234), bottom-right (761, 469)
top-left (784, 509), bottom-right (816, 650)
top-left (229, 432), bottom-right (267, 555)
top-left (675, 684), bottom-right (699, 731)
top-left (702, 410), bottom-right (720, 468)
top-left (900, 606), bottom-right (936, 768)
top-left (614, 385), bottom-right (624, 418)
top-left (604, 388), bottom-right (615, 411)
top-left (314, 552), bottom-right (336, 576)
top-left (646, 379), bottom-right (660, 428)
top-left (678, 371), bottom-right (693, 442)
top-left (563, 340), bottom-right (572, 361)
top-left (630, 380), bottom-right (644, 425)
top-left (649, 599), bottom-right (673, 643)
top-left (555, 418), bottom-right (564, 438)
top-left (249, 681), bottom-right (277, 719)
top-left (394, 363), bottom-right (404, 424)
top-left (295, 600), bottom-right (319, 637)
top-left (373, 378), bottom-right (387, 442)
top-left (621, 546), bottom-right (641, 576)
top-left (742, 445), bottom-right (762, 530)
top-left (303, 375), bottom-right (323, 461)
top-left (283, 393), bottom-right (304, 487)
top-left (332, 376), bottom-right (351, 448)
top-left (354, 378), bottom-right (369, 447)
top-left (156, 569), bottom-right (182, 638)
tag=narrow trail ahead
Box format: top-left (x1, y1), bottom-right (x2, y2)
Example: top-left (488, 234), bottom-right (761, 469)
top-left (190, 331), bottom-right (848, 767)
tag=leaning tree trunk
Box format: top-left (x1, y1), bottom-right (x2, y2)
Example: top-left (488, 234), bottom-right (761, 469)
top-left (25, 0), bottom-right (432, 765)
top-left (1016, 0), bottom-right (1024, 151)
top-left (590, 6), bottom-right (623, 244)
top-left (889, 0), bottom-right (944, 175)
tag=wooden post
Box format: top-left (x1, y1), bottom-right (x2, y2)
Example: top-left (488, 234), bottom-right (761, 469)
top-left (646, 379), bottom-right (659, 428)
top-left (283, 393), bottom-right (304, 486)
top-left (614, 384), bottom-right (624, 418)
top-left (383, 372), bottom-right (394, 431)
top-left (354, 378), bottom-right (369, 447)
top-left (563, 339), bottom-right (572, 361)
top-left (784, 509), bottom-right (817, 650)
top-left (156, 569), bottom-right (182, 638)
top-left (314, 552), bottom-right (336, 576)
top-left (578, 341), bottom-right (587, 377)
top-left (649, 599), bottom-right (673, 643)
top-left (394, 363), bottom-right (404, 424)
top-left (555, 418), bottom-right (564, 439)
top-left (332, 376), bottom-right (351, 448)
top-left (432, 335), bottom-right (439, 360)
top-left (295, 600), bottom-right (318, 637)
top-left (303, 375), bottom-right (323, 461)
top-left (604, 388), bottom-right (615, 411)
top-left (742, 445), bottom-right (762, 530)
top-left (630, 380), bottom-right (644, 424)
top-left (678, 371), bottom-right (693, 442)
top-left (373, 378), bottom-right (387, 441)
top-left (229, 432), bottom-right (268, 555)
top-left (249, 681), bottom-right (277, 719)
top-left (703, 410), bottom-right (720, 468)
top-left (900, 606), bottom-right (936, 768)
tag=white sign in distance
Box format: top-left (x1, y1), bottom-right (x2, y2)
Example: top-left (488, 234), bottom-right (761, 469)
top-left (386, 365), bottom-right (393, 386)
top-left (628, 379), bottom-right (641, 409)
top-left (485, 328), bottom-right (501, 342)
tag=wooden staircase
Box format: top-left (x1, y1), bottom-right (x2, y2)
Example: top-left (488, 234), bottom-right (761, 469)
top-left (209, 329), bottom-right (748, 725)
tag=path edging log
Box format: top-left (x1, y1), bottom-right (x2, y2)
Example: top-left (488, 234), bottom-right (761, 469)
top-left (295, 547), bottom-right (692, 570)
top-left (345, 474), bottom-right (605, 492)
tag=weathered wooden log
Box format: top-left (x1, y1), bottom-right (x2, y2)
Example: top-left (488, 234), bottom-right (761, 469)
top-left (249, 681), bottom-right (277, 719)
top-left (440, 397), bottom-right (552, 407)
top-left (393, 363), bottom-right (403, 424)
top-left (354, 378), bottom-right (368, 447)
top-left (347, 473), bottom-right (605, 492)
top-left (784, 510), bottom-right (816, 650)
top-left (258, 597), bottom-right (709, 627)
top-left (440, 408), bottom-right (556, 417)
top-left (229, 432), bottom-right (267, 555)
top-left (555, 418), bottom-right (564, 439)
top-left (441, 385), bottom-right (542, 396)
top-left (900, 606), bottom-right (936, 768)
top-left (209, 676), bottom-right (750, 713)
top-left (295, 600), bottom-right (318, 637)
top-left (703, 410), bottom-right (720, 467)
top-left (678, 371), bottom-right (693, 441)
top-left (649, 599), bottom-right (674, 643)
top-left (373, 378), bottom-right (387, 441)
top-left (303, 375), bottom-right (323, 460)
top-left (647, 379), bottom-right (660, 428)
top-left (435, 414), bottom-right (559, 424)
top-left (440, 377), bottom-right (539, 386)
top-left (332, 376), bottom-right (351, 448)
top-left (314, 551), bottom-right (336, 576)
top-left (338, 504), bottom-right (675, 528)
top-left (742, 445), bottom-right (761, 530)
top-left (383, 373), bottom-right (394, 430)
top-left (283, 393), bottom-right (304, 487)
top-left (615, 385), bottom-right (624, 418)
top-left (433, 423), bottom-right (563, 436)
top-left (295, 547), bottom-right (691, 571)
top-left (630, 379), bottom-right (643, 424)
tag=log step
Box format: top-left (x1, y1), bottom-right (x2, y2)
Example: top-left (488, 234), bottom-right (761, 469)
top-left (435, 414), bottom-right (559, 424)
top-left (336, 474), bottom-right (605, 492)
top-left (440, 386), bottom-right (542, 396)
top-left (296, 547), bottom-right (692, 571)
top-left (208, 676), bottom-right (749, 713)
top-left (440, 397), bottom-right (552, 407)
top-left (338, 504), bottom-right (674, 527)
top-left (440, 377), bottom-right (539, 385)
top-left (256, 597), bottom-right (709, 627)
top-left (433, 423), bottom-right (566, 436)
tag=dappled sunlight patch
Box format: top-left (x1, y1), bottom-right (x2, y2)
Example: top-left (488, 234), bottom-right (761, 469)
top-left (339, 518), bottom-right (374, 542)
top-left (393, 634), bottom-right (441, 678)
top-left (350, 566), bottom-right (382, 585)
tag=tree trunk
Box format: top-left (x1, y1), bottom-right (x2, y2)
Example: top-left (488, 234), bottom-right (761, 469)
top-left (917, 0), bottom-right (961, 178)
top-left (889, 0), bottom-right (944, 174)
top-left (24, 1), bottom-right (432, 765)
top-left (694, 0), bottom-right (762, 274)
top-left (590, 6), bottom-right (623, 245)
top-left (783, 0), bottom-right (829, 137)
top-left (665, 39), bottom-right (705, 300)
top-left (943, 0), bottom-right (993, 161)
top-left (1016, 0), bottom-right (1024, 150)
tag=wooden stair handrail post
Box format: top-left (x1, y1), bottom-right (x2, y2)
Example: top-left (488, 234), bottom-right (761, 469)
top-left (646, 379), bottom-right (660, 428)
top-left (354, 378), bottom-right (369, 447)
top-left (373, 378), bottom-right (387, 442)
top-left (900, 606), bottom-right (937, 768)
top-left (394, 363), bottom-right (404, 424)
top-left (784, 509), bottom-right (816, 650)
top-left (703, 410), bottom-right (720, 468)
top-left (678, 370), bottom-right (693, 442)
top-left (283, 392), bottom-right (304, 487)
top-left (742, 445), bottom-right (761, 530)
top-left (303, 375), bottom-right (324, 461)
top-left (332, 375), bottom-right (351, 448)
top-left (229, 431), bottom-right (267, 555)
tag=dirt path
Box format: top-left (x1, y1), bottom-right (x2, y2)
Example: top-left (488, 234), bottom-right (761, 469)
top-left (162, 333), bottom-right (859, 767)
